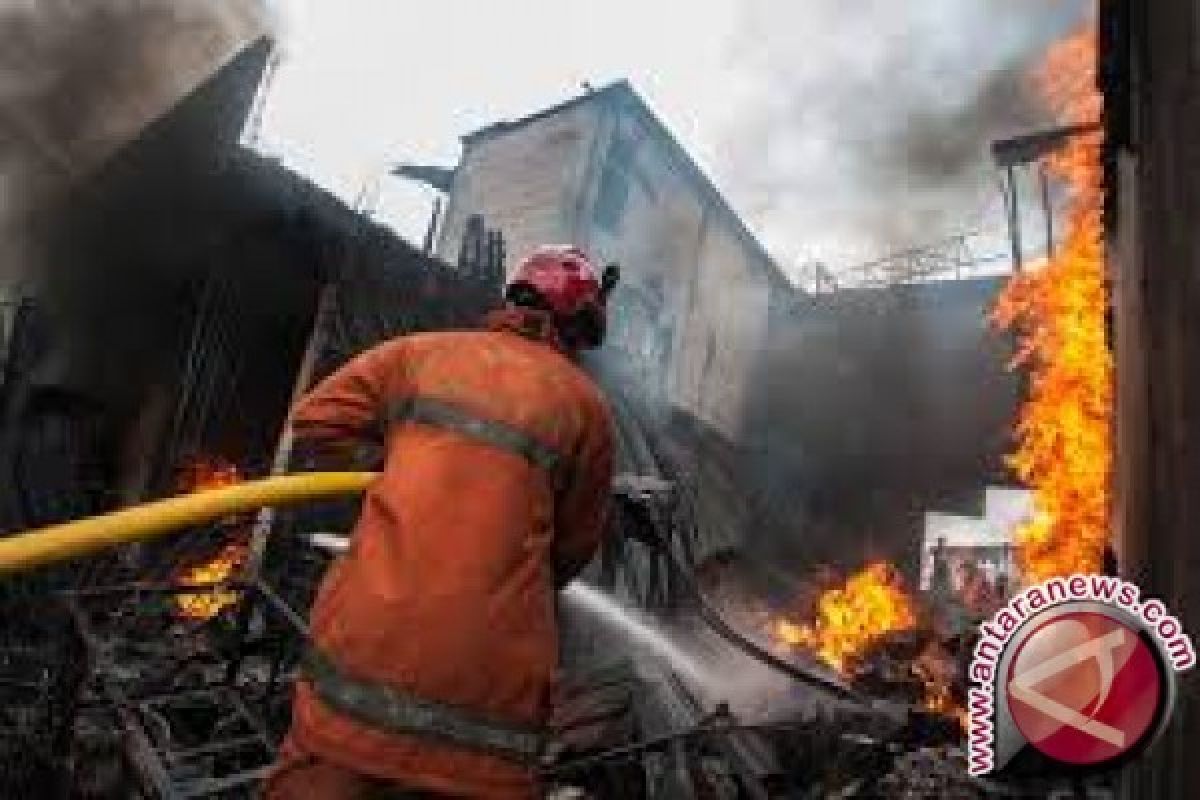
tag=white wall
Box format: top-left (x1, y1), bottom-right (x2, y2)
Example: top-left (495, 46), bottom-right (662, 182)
top-left (670, 217), bottom-right (771, 436)
top-left (436, 102), bottom-right (603, 271)
top-left (579, 101), bottom-right (773, 438)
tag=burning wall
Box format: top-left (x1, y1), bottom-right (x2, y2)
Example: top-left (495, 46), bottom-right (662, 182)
top-left (0, 28), bottom-right (507, 794)
top-left (991, 24), bottom-right (1111, 582)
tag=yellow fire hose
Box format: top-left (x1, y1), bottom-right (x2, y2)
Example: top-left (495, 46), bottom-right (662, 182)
top-left (0, 471), bottom-right (379, 577)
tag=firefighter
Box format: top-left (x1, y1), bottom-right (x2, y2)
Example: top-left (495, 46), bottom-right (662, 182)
top-left (264, 246), bottom-right (618, 799)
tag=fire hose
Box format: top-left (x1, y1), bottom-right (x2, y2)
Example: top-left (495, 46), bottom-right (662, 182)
top-left (0, 471), bottom-right (378, 576)
top-left (671, 555), bottom-right (869, 705)
top-left (0, 470), bottom-right (872, 708)
top-left (622, 525), bottom-right (871, 706)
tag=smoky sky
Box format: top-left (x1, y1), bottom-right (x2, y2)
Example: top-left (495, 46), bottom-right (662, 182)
top-left (715, 0), bottom-right (1090, 273)
top-left (0, 0), bottom-right (269, 286)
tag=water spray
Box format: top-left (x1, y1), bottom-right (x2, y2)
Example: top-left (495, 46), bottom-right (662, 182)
top-left (562, 582), bottom-right (710, 688)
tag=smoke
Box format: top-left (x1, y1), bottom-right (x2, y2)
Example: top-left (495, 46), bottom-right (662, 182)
top-left (714, 0), bottom-right (1090, 272)
top-left (0, 0), bottom-right (272, 287)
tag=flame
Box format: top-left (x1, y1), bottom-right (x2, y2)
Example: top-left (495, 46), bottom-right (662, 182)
top-left (172, 457), bottom-right (247, 620)
top-left (175, 456), bottom-right (241, 492)
top-left (991, 24), bottom-right (1111, 582)
top-left (774, 562), bottom-right (917, 674)
top-left (174, 540), bottom-right (246, 620)
top-left (774, 563), bottom-right (965, 725)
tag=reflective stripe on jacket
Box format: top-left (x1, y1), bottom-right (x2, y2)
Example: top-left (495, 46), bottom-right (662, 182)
top-left (285, 308), bottom-right (614, 798)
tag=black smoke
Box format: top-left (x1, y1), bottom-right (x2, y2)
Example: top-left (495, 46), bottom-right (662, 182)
top-left (716, 0), bottom-right (1090, 272)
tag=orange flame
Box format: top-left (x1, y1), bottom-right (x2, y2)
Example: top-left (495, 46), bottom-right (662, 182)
top-left (175, 456), bottom-right (241, 493)
top-left (774, 563), bottom-right (964, 724)
top-left (991, 24), bottom-right (1111, 583)
top-left (172, 457), bottom-right (247, 620)
top-left (174, 540), bottom-right (246, 620)
top-left (774, 562), bottom-right (916, 674)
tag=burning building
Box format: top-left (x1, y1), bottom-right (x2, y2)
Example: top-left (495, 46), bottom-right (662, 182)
top-left (0, 4), bottom-right (1129, 798)
top-left (0, 37), bottom-right (500, 533)
top-left (0, 31), bottom-right (501, 797)
top-left (407, 81), bottom-right (1027, 586)
top-left (397, 81), bottom-right (1034, 796)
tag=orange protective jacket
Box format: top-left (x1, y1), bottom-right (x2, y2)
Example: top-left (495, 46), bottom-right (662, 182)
top-left (285, 308), bottom-right (614, 798)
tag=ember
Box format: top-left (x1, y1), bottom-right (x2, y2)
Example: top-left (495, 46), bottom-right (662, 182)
top-left (991, 23), bottom-right (1111, 582)
top-left (172, 457), bottom-right (248, 620)
top-left (912, 640), bottom-right (967, 729)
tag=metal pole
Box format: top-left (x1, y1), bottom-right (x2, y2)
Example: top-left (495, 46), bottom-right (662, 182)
top-left (422, 196), bottom-right (442, 255)
top-left (1039, 164), bottom-right (1055, 260)
top-left (1006, 166), bottom-right (1024, 273)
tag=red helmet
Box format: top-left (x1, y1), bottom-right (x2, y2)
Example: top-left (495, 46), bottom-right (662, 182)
top-left (506, 245), bottom-right (618, 348)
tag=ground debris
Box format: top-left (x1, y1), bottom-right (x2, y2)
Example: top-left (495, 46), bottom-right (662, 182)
top-left (874, 745), bottom-right (984, 799)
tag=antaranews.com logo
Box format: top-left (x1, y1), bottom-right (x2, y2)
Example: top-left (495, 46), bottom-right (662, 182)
top-left (967, 574), bottom-right (1195, 776)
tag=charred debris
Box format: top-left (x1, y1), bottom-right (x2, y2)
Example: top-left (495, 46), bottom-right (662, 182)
top-left (0, 38), bottom-right (1048, 799)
